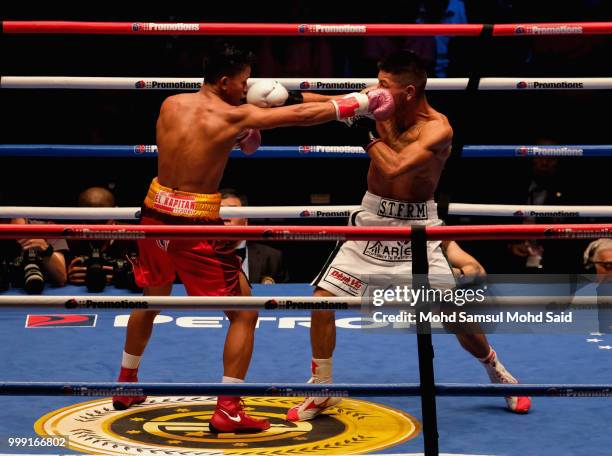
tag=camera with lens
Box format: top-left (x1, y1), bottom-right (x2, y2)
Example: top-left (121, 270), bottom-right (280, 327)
top-left (82, 243), bottom-right (140, 293)
top-left (11, 248), bottom-right (45, 294)
top-left (84, 245), bottom-right (108, 293)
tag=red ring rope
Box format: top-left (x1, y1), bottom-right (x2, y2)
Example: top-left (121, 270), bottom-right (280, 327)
top-left (0, 223), bottom-right (609, 241)
top-left (3, 21), bottom-right (612, 36)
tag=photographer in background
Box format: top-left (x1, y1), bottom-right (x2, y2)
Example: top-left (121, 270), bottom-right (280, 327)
top-left (0, 218), bottom-right (68, 293)
top-left (67, 187), bottom-right (140, 293)
top-left (583, 239), bottom-right (612, 334)
top-left (221, 188), bottom-right (289, 284)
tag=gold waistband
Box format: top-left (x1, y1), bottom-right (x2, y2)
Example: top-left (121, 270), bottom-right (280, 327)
top-left (144, 178), bottom-right (221, 218)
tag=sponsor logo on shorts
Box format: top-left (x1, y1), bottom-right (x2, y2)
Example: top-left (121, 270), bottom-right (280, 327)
top-left (300, 210), bottom-right (312, 217)
top-left (514, 210), bottom-right (525, 217)
top-left (26, 314), bottom-right (97, 328)
top-left (323, 267), bottom-right (366, 296)
top-left (513, 25), bottom-right (583, 35)
top-left (377, 200), bottom-right (427, 220)
top-left (515, 81), bottom-right (584, 89)
top-left (35, 396), bottom-right (419, 455)
top-left (514, 146), bottom-right (584, 157)
top-left (299, 81), bottom-right (311, 89)
top-left (363, 240), bottom-right (412, 262)
top-left (154, 191), bottom-right (197, 215)
top-left (156, 239), bottom-right (170, 251)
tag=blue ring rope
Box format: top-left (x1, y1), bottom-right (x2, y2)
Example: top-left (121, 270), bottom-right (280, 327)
top-left (3, 144), bottom-right (612, 158)
top-left (0, 382), bottom-right (609, 397)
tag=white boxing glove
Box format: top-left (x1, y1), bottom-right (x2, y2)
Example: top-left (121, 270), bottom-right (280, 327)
top-left (246, 80), bottom-right (289, 107)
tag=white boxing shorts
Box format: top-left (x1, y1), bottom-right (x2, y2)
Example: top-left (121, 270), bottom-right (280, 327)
top-left (312, 191), bottom-right (455, 297)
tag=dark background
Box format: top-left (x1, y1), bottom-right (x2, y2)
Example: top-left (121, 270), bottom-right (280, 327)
top-left (2, 1), bottom-right (612, 281)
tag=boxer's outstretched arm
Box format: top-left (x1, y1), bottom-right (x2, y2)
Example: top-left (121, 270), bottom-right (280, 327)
top-left (367, 120), bottom-right (452, 179)
top-left (301, 86), bottom-right (378, 103)
top-left (235, 102), bottom-right (337, 130)
top-left (302, 93), bottom-right (339, 102)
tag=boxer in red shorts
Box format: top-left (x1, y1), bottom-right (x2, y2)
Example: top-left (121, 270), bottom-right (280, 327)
top-left (111, 42), bottom-right (394, 433)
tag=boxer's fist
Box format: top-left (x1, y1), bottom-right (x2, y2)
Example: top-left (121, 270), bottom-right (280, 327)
top-left (247, 80), bottom-right (289, 107)
top-left (349, 116), bottom-right (379, 150)
top-left (236, 128), bottom-right (261, 154)
top-left (331, 88), bottom-right (394, 121)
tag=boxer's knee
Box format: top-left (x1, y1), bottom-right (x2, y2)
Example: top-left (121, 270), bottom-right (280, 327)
top-left (225, 310), bottom-right (259, 328)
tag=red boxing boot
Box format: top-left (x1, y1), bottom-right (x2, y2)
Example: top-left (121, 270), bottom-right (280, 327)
top-left (209, 396), bottom-right (270, 433)
top-left (112, 367), bottom-right (147, 411)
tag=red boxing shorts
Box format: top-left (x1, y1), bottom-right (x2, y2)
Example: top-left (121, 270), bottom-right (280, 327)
top-left (132, 178), bottom-right (241, 296)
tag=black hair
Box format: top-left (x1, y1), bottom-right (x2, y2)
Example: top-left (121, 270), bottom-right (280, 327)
top-left (220, 188), bottom-right (248, 206)
top-left (203, 42), bottom-right (254, 84)
top-left (377, 50), bottom-right (428, 94)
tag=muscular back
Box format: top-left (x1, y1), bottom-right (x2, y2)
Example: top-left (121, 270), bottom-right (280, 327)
top-left (156, 91), bottom-right (243, 194)
top-left (367, 106), bottom-right (452, 202)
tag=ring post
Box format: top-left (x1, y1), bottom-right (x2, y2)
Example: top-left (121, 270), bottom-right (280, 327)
top-left (412, 225), bottom-right (439, 456)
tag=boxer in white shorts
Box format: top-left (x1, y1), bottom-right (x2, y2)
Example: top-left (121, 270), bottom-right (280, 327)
top-left (286, 50), bottom-right (531, 421)
top-left (314, 193), bottom-right (453, 296)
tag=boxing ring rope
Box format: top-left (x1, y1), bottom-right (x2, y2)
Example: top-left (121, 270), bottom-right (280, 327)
top-left (0, 295), bottom-right (608, 309)
top-left (462, 145), bottom-right (612, 157)
top-left (3, 76), bottom-right (611, 91)
top-left (2, 204), bottom-right (612, 220)
top-left (3, 21), bottom-right (612, 36)
top-left (0, 382), bottom-right (609, 397)
top-left (6, 144), bottom-right (612, 158)
top-left (0, 144), bottom-right (369, 158)
top-left (0, 223), bottom-right (609, 241)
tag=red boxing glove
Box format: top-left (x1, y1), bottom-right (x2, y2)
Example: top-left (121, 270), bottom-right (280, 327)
top-left (331, 88), bottom-right (394, 121)
top-left (236, 129), bottom-right (261, 154)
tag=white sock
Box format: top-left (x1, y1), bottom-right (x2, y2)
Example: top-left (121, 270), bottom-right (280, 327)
top-left (121, 351), bottom-right (142, 370)
top-left (312, 357), bottom-right (333, 383)
top-left (478, 348), bottom-right (495, 365)
top-left (222, 376), bottom-right (244, 383)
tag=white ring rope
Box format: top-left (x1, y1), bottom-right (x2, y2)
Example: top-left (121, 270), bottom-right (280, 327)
top-left (2, 76), bottom-right (611, 91)
top-left (0, 295), bottom-right (606, 309)
top-left (1, 204), bottom-right (610, 220)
